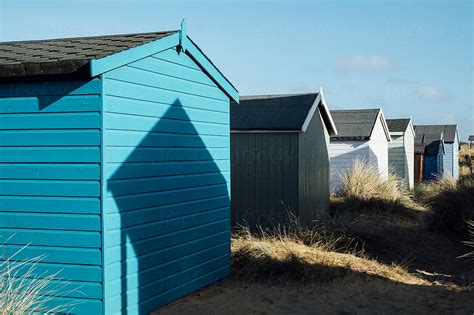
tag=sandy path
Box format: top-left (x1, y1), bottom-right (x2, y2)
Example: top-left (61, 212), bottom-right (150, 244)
top-left (155, 276), bottom-right (474, 315)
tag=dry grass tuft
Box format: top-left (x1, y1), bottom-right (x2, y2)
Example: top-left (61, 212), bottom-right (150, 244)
top-left (335, 159), bottom-right (422, 215)
top-left (459, 143), bottom-right (473, 177)
top-left (0, 243), bottom-right (74, 314)
top-left (420, 174), bottom-right (474, 237)
top-left (458, 221), bottom-right (474, 261)
top-left (232, 226), bottom-right (427, 286)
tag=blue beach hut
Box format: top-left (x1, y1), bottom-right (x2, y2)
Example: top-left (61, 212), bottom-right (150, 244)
top-left (422, 132), bottom-right (445, 181)
top-left (0, 22), bottom-right (238, 314)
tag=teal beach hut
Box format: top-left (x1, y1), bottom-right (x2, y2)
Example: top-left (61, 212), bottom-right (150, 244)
top-left (0, 23), bottom-right (238, 314)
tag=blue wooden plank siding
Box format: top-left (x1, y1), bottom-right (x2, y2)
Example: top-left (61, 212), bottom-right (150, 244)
top-left (0, 79), bottom-right (103, 314)
top-left (102, 46), bottom-right (231, 314)
top-left (424, 155), bottom-right (444, 181)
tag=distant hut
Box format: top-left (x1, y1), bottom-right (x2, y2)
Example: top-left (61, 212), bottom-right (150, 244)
top-left (386, 118), bottom-right (415, 189)
top-left (469, 135), bottom-right (474, 149)
top-left (414, 143), bottom-right (425, 183)
top-left (422, 132), bottom-right (445, 181)
top-left (231, 91), bottom-right (338, 227)
top-left (414, 125), bottom-right (459, 180)
top-left (329, 109), bottom-right (391, 191)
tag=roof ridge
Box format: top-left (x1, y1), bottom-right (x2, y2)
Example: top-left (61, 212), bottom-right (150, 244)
top-left (0, 30), bottom-right (179, 45)
top-left (240, 93), bottom-right (318, 100)
top-left (330, 108), bottom-right (381, 112)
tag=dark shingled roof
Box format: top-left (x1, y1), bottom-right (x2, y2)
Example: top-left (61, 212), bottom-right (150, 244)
top-left (0, 31), bottom-right (177, 77)
top-left (415, 131), bottom-right (445, 155)
top-left (386, 118), bottom-right (411, 133)
top-left (330, 109), bottom-right (380, 140)
top-left (469, 135), bottom-right (474, 141)
top-left (414, 125), bottom-right (458, 143)
top-left (231, 93), bottom-right (319, 131)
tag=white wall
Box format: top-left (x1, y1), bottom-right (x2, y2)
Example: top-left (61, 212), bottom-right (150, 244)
top-left (368, 116), bottom-right (389, 180)
top-left (329, 140), bottom-right (370, 191)
top-left (405, 129), bottom-right (415, 189)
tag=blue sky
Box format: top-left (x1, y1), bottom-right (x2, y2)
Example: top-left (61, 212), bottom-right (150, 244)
top-left (0, 0), bottom-right (472, 139)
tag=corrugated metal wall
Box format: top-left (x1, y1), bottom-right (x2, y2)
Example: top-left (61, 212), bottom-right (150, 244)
top-left (298, 110), bottom-right (330, 222)
top-left (231, 132), bottom-right (299, 226)
top-left (102, 47), bottom-right (231, 314)
top-left (0, 79), bottom-right (103, 313)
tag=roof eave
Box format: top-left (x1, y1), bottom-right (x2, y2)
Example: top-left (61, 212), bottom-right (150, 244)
top-left (314, 87), bottom-right (338, 136)
top-left (372, 109), bottom-right (392, 142)
top-left (90, 28), bottom-right (239, 103)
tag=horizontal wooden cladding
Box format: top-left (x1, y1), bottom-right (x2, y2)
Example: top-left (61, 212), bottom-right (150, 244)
top-left (105, 183), bottom-right (229, 213)
top-left (106, 242), bottom-right (228, 300)
top-left (104, 79), bottom-right (228, 113)
top-left (108, 256), bottom-right (229, 314)
top-left (106, 147), bottom-right (228, 164)
top-left (0, 147), bottom-right (100, 162)
top-left (106, 112), bottom-right (228, 136)
top-left (1, 244), bottom-right (101, 265)
top-left (105, 230), bottom-right (228, 280)
top-left (105, 207), bottom-right (228, 247)
top-left (106, 160), bottom-right (229, 180)
top-left (14, 278), bottom-right (103, 299)
top-left (106, 172), bottom-right (229, 197)
top-left (105, 195), bottom-right (229, 231)
top-left (104, 218), bottom-right (229, 264)
top-left (12, 261), bottom-right (102, 282)
top-left (152, 48), bottom-right (201, 71)
top-left (0, 179), bottom-right (100, 197)
top-left (132, 56), bottom-right (216, 87)
top-left (0, 196), bottom-right (99, 214)
top-left (0, 228), bottom-right (101, 247)
top-left (0, 79), bottom-right (101, 98)
top-left (106, 130), bottom-right (228, 148)
top-left (0, 164), bottom-right (100, 180)
top-left (0, 130), bottom-right (100, 146)
top-left (0, 212), bottom-right (100, 231)
top-left (129, 266), bottom-right (229, 315)
top-left (0, 112), bottom-right (101, 130)
top-left (107, 65), bottom-right (227, 102)
top-left (105, 95), bottom-right (228, 122)
top-left (0, 95), bottom-right (101, 113)
top-left (43, 296), bottom-right (102, 314)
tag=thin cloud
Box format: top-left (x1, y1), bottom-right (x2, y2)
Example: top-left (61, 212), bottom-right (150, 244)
top-left (340, 55), bottom-right (394, 72)
top-left (417, 85), bottom-right (447, 102)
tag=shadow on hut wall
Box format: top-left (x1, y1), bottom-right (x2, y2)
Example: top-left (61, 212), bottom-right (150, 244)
top-left (330, 145), bottom-right (382, 193)
top-left (107, 98), bottom-right (230, 314)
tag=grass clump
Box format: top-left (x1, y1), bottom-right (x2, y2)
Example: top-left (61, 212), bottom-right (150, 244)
top-left (421, 174), bottom-right (474, 237)
top-left (0, 244), bottom-right (74, 314)
top-left (231, 221), bottom-right (426, 286)
top-left (459, 143), bottom-right (473, 177)
top-left (334, 159), bottom-right (420, 214)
